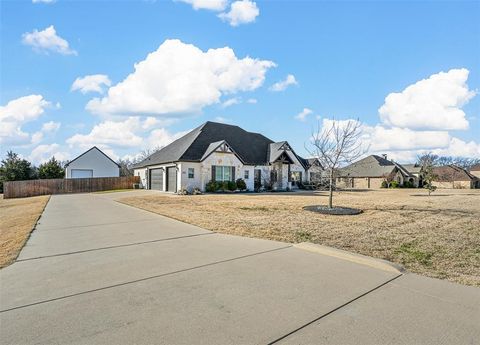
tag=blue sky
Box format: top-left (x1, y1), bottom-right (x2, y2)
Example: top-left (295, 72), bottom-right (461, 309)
top-left (1, 0), bottom-right (479, 164)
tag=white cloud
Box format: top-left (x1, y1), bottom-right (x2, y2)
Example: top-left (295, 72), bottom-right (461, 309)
top-left (65, 117), bottom-right (187, 158)
top-left (22, 25), bottom-right (77, 55)
top-left (379, 68), bottom-right (475, 130)
top-left (29, 144), bottom-right (69, 164)
top-left (219, 0), bottom-right (259, 26)
top-left (270, 74), bottom-right (298, 92)
top-left (178, 0), bottom-right (227, 11)
top-left (41, 121), bottom-right (61, 132)
top-left (71, 74), bottom-right (111, 94)
top-left (294, 108), bottom-right (313, 122)
top-left (221, 97), bottom-right (241, 108)
top-left (0, 95), bottom-right (51, 145)
top-left (146, 128), bottom-right (189, 148)
top-left (86, 39), bottom-right (275, 116)
top-left (246, 98), bottom-right (257, 104)
top-left (66, 117), bottom-right (145, 149)
top-left (32, 0), bottom-right (55, 3)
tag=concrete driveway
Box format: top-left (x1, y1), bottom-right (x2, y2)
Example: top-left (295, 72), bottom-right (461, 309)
top-left (1, 192), bottom-right (479, 344)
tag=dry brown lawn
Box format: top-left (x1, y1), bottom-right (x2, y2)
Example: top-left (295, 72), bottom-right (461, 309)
top-left (0, 195), bottom-right (50, 268)
top-left (119, 189), bottom-right (480, 286)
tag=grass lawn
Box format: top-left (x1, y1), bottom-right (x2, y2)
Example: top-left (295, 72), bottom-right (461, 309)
top-left (0, 195), bottom-right (50, 268)
top-left (119, 189), bottom-right (480, 286)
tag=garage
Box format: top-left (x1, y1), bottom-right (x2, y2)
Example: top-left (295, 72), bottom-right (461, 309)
top-left (149, 168), bottom-right (164, 191)
top-left (166, 167), bottom-right (177, 192)
top-left (71, 169), bottom-right (93, 178)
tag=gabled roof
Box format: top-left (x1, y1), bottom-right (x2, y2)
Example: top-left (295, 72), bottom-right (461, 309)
top-left (200, 140), bottom-right (244, 163)
top-left (470, 163), bottom-right (480, 172)
top-left (65, 146), bottom-right (120, 168)
top-left (403, 163), bottom-right (422, 174)
top-left (338, 155), bottom-right (403, 178)
top-left (133, 121), bottom-right (275, 168)
top-left (433, 165), bottom-right (477, 182)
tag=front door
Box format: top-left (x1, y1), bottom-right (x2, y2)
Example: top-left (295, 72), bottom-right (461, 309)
top-left (166, 167), bottom-right (177, 192)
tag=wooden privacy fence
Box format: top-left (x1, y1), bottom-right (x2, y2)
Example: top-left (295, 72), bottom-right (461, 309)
top-left (3, 176), bottom-right (140, 199)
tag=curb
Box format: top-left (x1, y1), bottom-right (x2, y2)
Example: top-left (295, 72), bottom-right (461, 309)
top-left (294, 242), bottom-right (405, 274)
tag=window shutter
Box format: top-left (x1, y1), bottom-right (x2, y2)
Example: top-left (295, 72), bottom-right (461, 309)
top-left (231, 167), bottom-right (235, 181)
top-left (212, 166), bottom-right (216, 182)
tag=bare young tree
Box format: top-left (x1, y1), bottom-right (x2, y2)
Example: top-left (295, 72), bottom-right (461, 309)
top-left (308, 119), bottom-right (365, 208)
top-left (417, 153), bottom-right (438, 196)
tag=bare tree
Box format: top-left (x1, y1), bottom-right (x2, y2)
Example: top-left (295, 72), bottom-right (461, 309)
top-left (308, 119), bottom-right (365, 208)
top-left (417, 153), bottom-right (438, 196)
top-left (132, 146), bottom-right (163, 165)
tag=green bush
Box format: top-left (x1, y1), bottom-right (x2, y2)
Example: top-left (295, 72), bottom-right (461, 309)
top-left (227, 181), bottom-right (237, 191)
top-left (236, 178), bottom-right (247, 190)
top-left (390, 181), bottom-right (399, 188)
top-left (381, 180), bottom-right (388, 188)
top-left (403, 181), bottom-right (414, 188)
top-left (205, 180), bottom-right (216, 192)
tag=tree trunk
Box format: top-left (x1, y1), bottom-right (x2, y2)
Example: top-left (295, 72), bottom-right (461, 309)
top-left (328, 169), bottom-right (334, 208)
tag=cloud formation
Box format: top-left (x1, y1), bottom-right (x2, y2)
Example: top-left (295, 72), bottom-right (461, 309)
top-left (294, 108), bottom-right (313, 122)
top-left (71, 74), bottom-right (111, 94)
top-left (0, 95), bottom-right (51, 145)
top-left (178, 0), bottom-right (227, 11)
top-left (86, 39), bottom-right (275, 116)
top-left (22, 25), bottom-right (77, 55)
top-left (270, 74), bottom-right (298, 92)
top-left (219, 0), bottom-right (259, 26)
top-left (379, 68), bottom-right (475, 130)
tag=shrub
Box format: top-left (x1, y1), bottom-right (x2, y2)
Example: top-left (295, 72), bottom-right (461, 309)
top-left (390, 181), bottom-right (399, 188)
top-left (236, 178), bottom-right (247, 190)
top-left (403, 181), bottom-right (414, 188)
top-left (227, 181), bottom-right (237, 191)
top-left (381, 180), bottom-right (388, 188)
top-left (205, 180), bottom-right (216, 192)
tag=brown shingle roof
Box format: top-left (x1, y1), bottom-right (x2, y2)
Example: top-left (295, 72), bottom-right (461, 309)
top-left (433, 165), bottom-right (476, 182)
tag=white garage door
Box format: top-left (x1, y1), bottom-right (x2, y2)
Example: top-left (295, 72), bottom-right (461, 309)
top-left (71, 169), bottom-right (93, 178)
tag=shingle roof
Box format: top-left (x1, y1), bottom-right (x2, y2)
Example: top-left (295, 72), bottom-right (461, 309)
top-left (133, 121), bottom-right (276, 168)
top-left (403, 164), bottom-right (422, 174)
top-left (433, 165), bottom-right (476, 182)
top-left (338, 155), bottom-right (399, 177)
top-left (470, 163), bottom-right (480, 172)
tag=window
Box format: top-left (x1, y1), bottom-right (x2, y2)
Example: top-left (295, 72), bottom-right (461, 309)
top-left (188, 168), bottom-right (194, 179)
top-left (290, 171), bottom-right (302, 182)
top-left (244, 170), bottom-right (249, 179)
top-left (213, 166), bottom-right (234, 182)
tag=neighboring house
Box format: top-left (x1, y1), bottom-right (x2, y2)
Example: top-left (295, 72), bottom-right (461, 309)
top-left (469, 164), bottom-right (480, 179)
top-left (432, 165), bottom-right (478, 189)
top-left (65, 146), bottom-right (120, 179)
top-left (402, 163), bottom-right (423, 187)
top-left (132, 121), bottom-right (317, 192)
top-left (336, 154), bottom-right (413, 189)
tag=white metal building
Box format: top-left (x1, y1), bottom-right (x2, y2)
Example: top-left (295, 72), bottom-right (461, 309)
top-left (65, 146), bottom-right (120, 179)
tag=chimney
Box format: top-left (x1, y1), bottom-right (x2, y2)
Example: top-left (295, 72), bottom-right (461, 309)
top-left (382, 154), bottom-right (388, 160)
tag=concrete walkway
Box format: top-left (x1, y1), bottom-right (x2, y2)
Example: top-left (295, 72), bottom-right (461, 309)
top-left (1, 192), bottom-right (479, 344)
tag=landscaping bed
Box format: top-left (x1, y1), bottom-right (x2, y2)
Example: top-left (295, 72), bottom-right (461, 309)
top-left (119, 189), bottom-right (480, 286)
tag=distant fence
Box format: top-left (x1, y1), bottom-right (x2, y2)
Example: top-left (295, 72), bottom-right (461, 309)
top-left (3, 176), bottom-right (140, 199)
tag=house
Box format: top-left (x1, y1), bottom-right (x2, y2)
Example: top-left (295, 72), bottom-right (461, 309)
top-left (65, 146), bottom-right (120, 179)
top-left (469, 164), bottom-right (480, 179)
top-left (132, 121), bottom-right (318, 192)
top-left (402, 163), bottom-right (423, 187)
top-left (432, 165), bottom-right (478, 189)
top-left (335, 154), bottom-right (413, 189)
